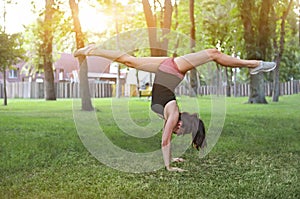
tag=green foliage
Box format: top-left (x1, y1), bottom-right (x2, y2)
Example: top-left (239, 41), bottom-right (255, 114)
top-left (280, 45), bottom-right (300, 81)
top-left (275, 2), bottom-right (300, 82)
top-left (89, 0), bottom-right (146, 44)
top-left (0, 32), bottom-right (24, 72)
top-left (14, 0), bottom-right (300, 82)
top-left (0, 96), bottom-right (299, 198)
top-left (22, 0), bottom-right (74, 75)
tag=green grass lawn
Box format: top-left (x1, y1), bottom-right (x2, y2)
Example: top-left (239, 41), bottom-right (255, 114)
top-left (0, 95), bottom-right (299, 199)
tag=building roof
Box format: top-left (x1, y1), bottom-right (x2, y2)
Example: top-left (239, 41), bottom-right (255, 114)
top-left (54, 53), bottom-right (112, 73)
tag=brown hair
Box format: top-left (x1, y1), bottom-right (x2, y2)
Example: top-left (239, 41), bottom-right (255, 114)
top-left (179, 112), bottom-right (207, 150)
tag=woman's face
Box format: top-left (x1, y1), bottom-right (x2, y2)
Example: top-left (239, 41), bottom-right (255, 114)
top-left (173, 121), bottom-right (184, 135)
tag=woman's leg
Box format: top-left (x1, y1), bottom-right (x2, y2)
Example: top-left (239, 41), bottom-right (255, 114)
top-left (74, 44), bottom-right (168, 73)
top-left (174, 49), bottom-right (260, 74)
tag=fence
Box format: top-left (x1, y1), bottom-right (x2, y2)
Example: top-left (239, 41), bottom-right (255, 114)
top-left (0, 82), bottom-right (113, 99)
top-left (0, 80), bottom-right (299, 99)
top-left (176, 80), bottom-right (300, 97)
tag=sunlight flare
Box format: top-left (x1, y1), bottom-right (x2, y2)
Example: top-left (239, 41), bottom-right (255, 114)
top-left (78, 4), bottom-right (112, 33)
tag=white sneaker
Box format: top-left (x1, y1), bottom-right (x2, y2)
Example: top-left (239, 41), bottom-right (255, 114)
top-left (74, 44), bottom-right (96, 57)
top-left (250, 61), bottom-right (276, 75)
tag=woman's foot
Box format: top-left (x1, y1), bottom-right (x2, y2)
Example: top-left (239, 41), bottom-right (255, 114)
top-left (250, 61), bottom-right (276, 75)
top-left (74, 44), bottom-right (96, 57)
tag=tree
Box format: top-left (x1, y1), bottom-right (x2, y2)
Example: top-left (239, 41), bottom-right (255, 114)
top-left (69, 0), bottom-right (94, 111)
top-left (272, 0), bottom-right (294, 102)
top-left (140, 0), bottom-right (172, 89)
top-left (0, 32), bottom-right (24, 105)
top-left (41, 0), bottom-right (56, 100)
top-left (189, 0), bottom-right (198, 96)
top-left (238, 0), bottom-right (275, 104)
top-left (142, 0), bottom-right (173, 57)
top-left (200, 0), bottom-right (241, 96)
top-left (21, 0), bottom-right (72, 88)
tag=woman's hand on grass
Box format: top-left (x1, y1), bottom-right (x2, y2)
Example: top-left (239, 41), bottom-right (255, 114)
top-left (172, 157), bottom-right (185, 163)
top-left (166, 166), bottom-right (187, 172)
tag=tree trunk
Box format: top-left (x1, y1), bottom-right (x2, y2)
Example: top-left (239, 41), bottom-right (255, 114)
top-left (225, 68), bottom-right (231, 97)
top-left (44, 59), bottom-right (56, 100)
top-left (161, 0), bottom-right (172, 55)
top-left (258, 0), bottom-right (272, 59)
top-left (142, 0), bottom-right (173, 90)
top-left (78, 58), bottom-right (93, 110)
top-left (172, 0), bottom-right (179, 57)
top-left (249, 0), bottom-right (273, 104)
top-left (43, 0), bottom-right (56, 100)
top-left (136, 70), bottom-right (140, 97)
top-left (239, 1), bottom-right (255, 58)
top-left (69, 0), bottom-right (93, 111)
top-left (114, 5), bottom-right (121, 98)
top-left (3, 69), bottom-right (7, 106)
top-left (189, 0), bottom-right (198, 96)
top-left (272, 0), bottom-right (293, 102)
top-left (142, 0), bottom-right (160, 56)
top-left (272, 66), bottom-right (280, 101)
top-left (240, 0), bottom-right (268, 104)
top-left (142, 0), bottom-right (172, 57)
top-left (248, 73), bottom-right (267, 103)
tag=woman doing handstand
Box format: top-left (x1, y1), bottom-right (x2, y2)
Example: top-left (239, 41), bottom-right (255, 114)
top-left (74, 44), bottom-right (276, 172)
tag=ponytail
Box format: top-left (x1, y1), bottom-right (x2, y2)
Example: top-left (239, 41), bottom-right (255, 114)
top-left (180, 112), bottom-right (206, 150)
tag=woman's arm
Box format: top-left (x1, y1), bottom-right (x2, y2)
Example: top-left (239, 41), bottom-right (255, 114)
top-left (162, 117), bottom-right (186, 172)
top-left (161, 118), bottom-right (173, 170)
top-left (162, 101), bottom-right (187, 172)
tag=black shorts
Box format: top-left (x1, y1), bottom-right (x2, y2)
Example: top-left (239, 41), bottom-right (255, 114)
top-left (151, 83), bottom-right (176, 116)
top-left (151, 58), bottom-right (183, 116)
